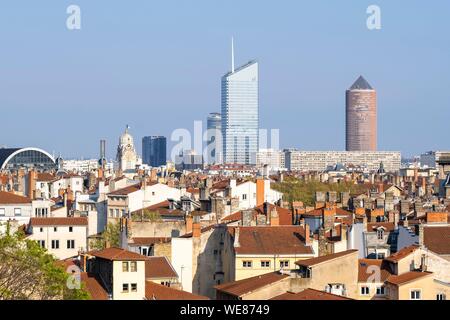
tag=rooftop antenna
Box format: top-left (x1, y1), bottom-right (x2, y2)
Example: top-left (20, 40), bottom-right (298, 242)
top-left (231, 37), bottom-right (235, 73)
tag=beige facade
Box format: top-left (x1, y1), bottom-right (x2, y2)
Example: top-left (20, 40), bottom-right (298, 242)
top-left (386, 273), bottom-right (436, 300)
top-left (112, 260), bottom-right (146, 300)
top-left (235, 254), bottom-right (313, 281)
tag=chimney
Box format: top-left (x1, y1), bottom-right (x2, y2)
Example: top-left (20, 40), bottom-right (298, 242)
top-left (186, 215), bottom-right (193, 234)
top-left (256, 178), bottom-right (265, 207)
top-left (192, 222), bottom-right (201, 238)
top-left (304, 223), bottom-right (311, 245)
top-left (270, 207), bottom-right (279, 226)
top-left (234, 228), bottom-right (240, 248)
top-left (27, 170), bottom-right (37, 200)
top-left (418, 223), bottom-right (424, 247)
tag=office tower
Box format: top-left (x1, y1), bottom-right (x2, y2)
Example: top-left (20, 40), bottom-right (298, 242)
top-left (346, 76), bottom-right (377, 151)
top-left (98, 139), bottom-right (107, 169)
top-left (221, 38), bottom-right (259, 165)
top-left (206, 112), bottom-right (222, 164)
top-left (142, 136), bottom-right (167, 167)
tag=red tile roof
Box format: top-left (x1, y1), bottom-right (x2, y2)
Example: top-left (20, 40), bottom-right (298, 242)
top-left (80, 272), bottom-right (109, 300)
top-left (88, 247), bottom-right (148, 261)
top-left (384, 245), bottom-right (420, 263)
top-left (36, 172), bottom-right (56, 182)
top-left (423, 226), bottom-right (450, 255)
top-left (222, 203), bottom-right (293, 225)
top-left (145, 281), bottom-right (208, 300)
top-left (303, 207), bottom-right (352, 217)
top-left (30, 217), bottom-right (88, 226)
top-left (295, 250), bottom-right (358, 267)
top-left (270, 288), bottom-right (353, 300)
top-left (145, 257), bottom-right (178, 279)
top-left (358, 259), bottom-right (392, 282)
top-left (107, 184), bottom-right (141, 196)
top-left (234, 226), bottom-right (313, 255)
top-left (386, 271), bottom-right (433, 286)
top-left (0, 191), bottom-right (31, 204)
top-left (215, 272), bottom-right (289, 297)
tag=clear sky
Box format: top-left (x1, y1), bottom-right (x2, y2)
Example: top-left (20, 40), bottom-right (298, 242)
top-left (0, 1), bottom-right (449, 159)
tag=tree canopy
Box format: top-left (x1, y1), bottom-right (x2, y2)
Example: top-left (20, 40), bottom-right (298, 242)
top-left (0, 224), bottom-right (90, 300)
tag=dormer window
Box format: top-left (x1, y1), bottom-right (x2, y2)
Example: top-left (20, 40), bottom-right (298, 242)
top-left (377, 228), bottom-right (384, 240)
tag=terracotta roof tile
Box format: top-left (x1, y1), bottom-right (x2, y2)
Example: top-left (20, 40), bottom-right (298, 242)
top-left (145, 257), bottom-right (178, 279)
top-left (107, 184), bottom-right (141, 196)
top-left (235, 226), bottom-right (313, 255)
top-left (384, 245), bottom-right (420, 263)
top-left (386, 271), bottom-right (433, 286)
top-left (358, 259), bottom-right (392, 282)
top-left (423, 226), bottom-right (450, 255)
top-left (215, 272), bottom-right (289, 297)
top-left (30, 217), bottom-right (88, 226)
top-left (222, 203), bottom-right (293, 225)
top-left (0, 191), bottom-right (31, 204)
top-left (145, 281), bottom-right (208, 300)
top-left (88, 247), bottom-right (148, 261)
top-left (295, 250), bottom-right (358, 267)
top-left (366, 222), bottom-right (396, 232)
top-left (80, 272), bottom-right (109, 300)
top-left (270, 288), bottom-right (353, 300)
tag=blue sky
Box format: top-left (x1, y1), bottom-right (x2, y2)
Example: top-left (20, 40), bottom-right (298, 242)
top-left (0, 1), bottom-right (449, 159)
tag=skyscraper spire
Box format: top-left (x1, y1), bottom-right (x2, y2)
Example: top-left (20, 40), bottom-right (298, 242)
top-left (231, 37), bottom-right (235, 73)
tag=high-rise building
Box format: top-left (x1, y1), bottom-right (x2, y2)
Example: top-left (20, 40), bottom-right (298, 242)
top-left (346, 76), bottom-right (377, 151)
top-left (221, 39), bottom-right (259, 165)
top-left (142, 136), bottom-right (167, 167)
top-left (206, 112), bottom-right (222, 164)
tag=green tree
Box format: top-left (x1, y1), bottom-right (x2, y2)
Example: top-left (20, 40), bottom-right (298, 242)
top-left (90, 222), bottom-right (123, 250)
top-left (0, 226), bottom-right (90, 300)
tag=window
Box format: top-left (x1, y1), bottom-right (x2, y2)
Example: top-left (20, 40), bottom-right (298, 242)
top-left (130, 261), bottom-right (137, 272)
top-left (40, 227), bottom-right (44, 232)
top-left (115, 209), bottom-right (120, 218)
top-left (253, 193), bottom-right (256, 198)
top-left (122, 262), bottom-right (129, 272)
top-left (67, 240), bottom-right (75, 249)
top-left (131, 283), bottom-right (137, 292)
top-left (360, 286), bottom-right (370, 295)
top-left (376, 286), bottom-right (385, 295)
top-left (69, 226), bottom-right (73, 232)
top-left (0, 208), bottom-right (4, 216)
top-left (152, 192), bottom-right (155, 196)
top-left (242, 261), bottom-right (252, 268)
top-left (242, 194), bottom-right (247, 200)
top-left (54, 227), bottom-right (57, 232)
top-left (377, 229), bottom-right (384, 240)
top-left (260, 261), bottom-right (270, 268)
top-left (437, 293), bottom-right (446, 300)
top-left (109, 209), bottom-right (114, 217)
top-left (122, 283), bottom-right (129, 293)
top-left (14, 208), bottom-right (21, 216)
top-left (410, 290), bottom-right (421, 300)
top-left (38, 240), bottom-right (45, 248)
top-left (280, 260), bottom-right (290, 268)
top-left (51, 240), bottom-right (59, 249)
top-left (141, 247), bottom-right (148, 256)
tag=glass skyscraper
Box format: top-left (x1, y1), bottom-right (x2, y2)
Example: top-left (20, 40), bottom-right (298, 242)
top-left (142, 136), bottom-right (167, 167)
top-left (221, 60), bottom-right (259, 165)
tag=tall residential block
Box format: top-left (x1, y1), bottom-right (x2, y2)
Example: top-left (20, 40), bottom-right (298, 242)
top-left (346, 76), bottom-right (377, 151)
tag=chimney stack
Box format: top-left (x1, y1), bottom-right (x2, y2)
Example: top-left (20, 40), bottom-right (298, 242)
top-left (270, 207), bottom-right (279, 226)
top-left (192, 222), bottom-right (201, 238)
top-left (186, 215), bottom-right (193, 234)
top-left (304, 223), bottom-right (311, 245)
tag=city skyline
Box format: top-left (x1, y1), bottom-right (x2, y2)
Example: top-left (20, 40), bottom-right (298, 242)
top-left (1, 1), bottom-right (449, 159)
